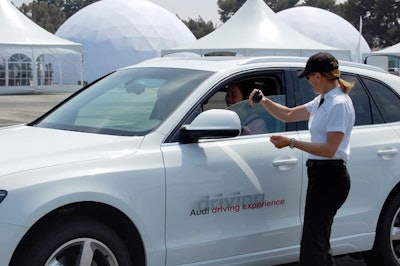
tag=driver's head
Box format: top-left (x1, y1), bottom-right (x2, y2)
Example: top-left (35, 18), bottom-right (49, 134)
top-left (225, 84), bottom-right (244, 106)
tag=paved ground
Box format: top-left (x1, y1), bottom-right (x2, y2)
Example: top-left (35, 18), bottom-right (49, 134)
top-left (0, 93), bottom-right (367, 266)
top-left (0, 93), bottom-right (71, 127)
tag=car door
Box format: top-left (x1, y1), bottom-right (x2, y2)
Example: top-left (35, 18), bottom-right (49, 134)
top-left (296, 72), bottom-right (400, 251)
top-left (162, 78), bottom-right (303, 265)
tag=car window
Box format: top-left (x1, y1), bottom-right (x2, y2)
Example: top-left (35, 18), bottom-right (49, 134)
top-left (362, 77), bottom-right (400, 123)
top-left (297, 72), bottom-right (384, 127)
top-left (343, 74), bottom-right (383, 126)
top-left (201, 73), bottom-right (286, 135)
top-left (298, 76), bottom-right (315, 104)
top-left (34, 68), bottom-right (213, 136)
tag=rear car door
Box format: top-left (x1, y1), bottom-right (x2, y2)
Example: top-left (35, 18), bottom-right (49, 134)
top-left (296, 72), bottom-right (400, 251)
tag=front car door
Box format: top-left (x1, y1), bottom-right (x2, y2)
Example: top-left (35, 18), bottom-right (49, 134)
top-left (163, 71), bottom-right (304, 265)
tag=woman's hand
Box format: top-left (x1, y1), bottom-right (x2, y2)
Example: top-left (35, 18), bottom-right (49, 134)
top-left (270, 135), bottom-right (290, 149)
top-left (249, 89), bottom-right (264, 106)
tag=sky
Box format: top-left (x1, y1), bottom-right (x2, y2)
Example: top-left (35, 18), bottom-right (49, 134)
top-left (11, 0), bottom-right (221, 24)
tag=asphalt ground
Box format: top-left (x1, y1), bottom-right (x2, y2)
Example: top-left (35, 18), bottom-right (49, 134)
top-left (0, 93), bottom-right (71, 127)
top-left (0, 93), bottom-right (367, 265)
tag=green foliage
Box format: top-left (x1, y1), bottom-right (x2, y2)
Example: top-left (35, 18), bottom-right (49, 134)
top-left (19, 0), bottom-right (99, 34)
top-left (217, 0), bottom-right (300, 22)
top-left (338, 0), bottom-right (400, 47)
top-left (20, 1), bottom-right (65, 33)
top-left (181, 16), bottom-right (217, 39)
top-left (217, 0), bottom-right (246, 23)
top-left (63, 0), bottom-right (99, 19)
top-left (273, 0), bottom-right (301, 12)
top-left (301, 0), bottom-right (337, 12)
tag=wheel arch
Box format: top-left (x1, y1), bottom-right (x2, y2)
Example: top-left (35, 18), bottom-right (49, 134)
top-left (362, 181), bottom-right (400, 265)
top-left (10, 201), bottom-right (146, 265)
top-left (375, 182), bottom-right (400, 232)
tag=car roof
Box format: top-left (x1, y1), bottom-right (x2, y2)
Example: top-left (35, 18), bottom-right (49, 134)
top-left (122, 55), bottom-right (388, 75)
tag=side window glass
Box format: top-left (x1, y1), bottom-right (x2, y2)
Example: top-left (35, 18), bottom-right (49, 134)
top-left (298, 76), bottom-right (316, 104)
top-left (298, 72), bottom-right (383, 127)
top-left (199, 74), bottom-right (287, 135)
top-left (230, 76), bottom-right (286, 135)
top-left (342, 74), bottom-right (373, 126)
top-left (362, 78), bottom-right (400, 123)
top-left (343, 74), bottom-right (383, 125)
top-left (297, 74), bottom-right (315, 130)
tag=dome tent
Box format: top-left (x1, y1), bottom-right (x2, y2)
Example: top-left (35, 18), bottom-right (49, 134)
top-left (161, 0), bottom-right (351, 60)
top-left (0, 0), bottom-right (83, 94)
top-left (56, 0), bottom-right (196, 83)
top-left (277, 6), bottom-right (370, 62)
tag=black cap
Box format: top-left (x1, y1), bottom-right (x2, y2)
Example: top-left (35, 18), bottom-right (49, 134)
top-left (297, 52), bottom-right (339, 79)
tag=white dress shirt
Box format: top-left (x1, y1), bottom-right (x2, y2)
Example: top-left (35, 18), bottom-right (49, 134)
top-left (304, 87), bottom-right (355, 161)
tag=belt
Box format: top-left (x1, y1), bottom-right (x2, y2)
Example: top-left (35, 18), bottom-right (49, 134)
top-left (306, 159), bottom-right (346, 167)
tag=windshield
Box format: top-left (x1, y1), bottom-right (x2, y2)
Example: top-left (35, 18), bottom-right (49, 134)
top-left (34, 67), bottom-right (213, 136)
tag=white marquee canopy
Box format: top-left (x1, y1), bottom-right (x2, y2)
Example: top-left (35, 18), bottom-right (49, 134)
top-left (0, 0), bottom-right (83, 94)
top-left (362, 42), bottom-right (400, 74)
top-left (56, 0), bottom-right (196, 83)
top-left (364, 42), bottom-right (400, 58)
top-left (161, 0), bottom-right (351, 60)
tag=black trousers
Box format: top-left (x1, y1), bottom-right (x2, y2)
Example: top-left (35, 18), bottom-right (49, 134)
top-left (299, 160), bottom-right (351, 266)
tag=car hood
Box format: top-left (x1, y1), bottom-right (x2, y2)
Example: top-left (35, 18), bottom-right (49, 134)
top-left (0, 125), bottom-right (143, 177)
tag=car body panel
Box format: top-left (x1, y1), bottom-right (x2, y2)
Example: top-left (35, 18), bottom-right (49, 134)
top-left (163, 132), bottom-right (302, 265)
top-left (1, 56), bottom-right (400, 265)
top-left (0, 125), bottom-right (143, 177)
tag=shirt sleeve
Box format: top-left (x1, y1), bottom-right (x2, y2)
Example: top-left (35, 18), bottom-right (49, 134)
top-left (326, 101), bottom-right (348, 133)
top-left (304, 96), bottom-right (319, 112)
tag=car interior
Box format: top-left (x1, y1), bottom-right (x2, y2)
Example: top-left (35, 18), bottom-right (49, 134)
top-left (201, 73), bottom-right (286, 135)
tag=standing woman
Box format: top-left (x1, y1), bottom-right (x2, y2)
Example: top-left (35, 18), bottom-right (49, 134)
top-left (250, 52), bottom-right (355, 266)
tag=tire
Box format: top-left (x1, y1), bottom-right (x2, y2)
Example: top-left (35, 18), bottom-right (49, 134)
top-left (11, 216), bottom-right (132, 266)
top-left (366, 192), bottom-right (400, 266)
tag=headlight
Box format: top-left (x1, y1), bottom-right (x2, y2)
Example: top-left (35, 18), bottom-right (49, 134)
top-left (0, 190), bottom-right (7, 203)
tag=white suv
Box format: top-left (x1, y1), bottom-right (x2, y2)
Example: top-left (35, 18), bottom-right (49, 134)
top-left (2, 56), bottom-right (400, 266)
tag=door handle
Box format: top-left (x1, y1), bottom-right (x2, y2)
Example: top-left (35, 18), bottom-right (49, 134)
top-left (377, 147), bottom-right (398, 157)
top-left (272, 158), bottom-right (299, 167)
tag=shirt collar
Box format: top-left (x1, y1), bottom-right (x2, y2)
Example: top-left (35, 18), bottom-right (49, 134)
top-left (322, 87), bottom-right (342, 99)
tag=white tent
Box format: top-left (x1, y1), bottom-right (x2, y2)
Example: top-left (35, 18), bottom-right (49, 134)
top-left (363, 43), bottom-right (400, 58)
top-left (0, 0), bottom-right (83, 94)
top-left (56, 0), bottom-right (196, 83)
top-left (363, 43), bottom-right (400, 75)
top-left (277, 6), bottom-right (370, 62)
top-left (161, 0), bottom-right (351, 60)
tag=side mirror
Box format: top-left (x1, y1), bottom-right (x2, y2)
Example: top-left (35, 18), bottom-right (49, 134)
top-left (181, 109), bottom-right (241, 142)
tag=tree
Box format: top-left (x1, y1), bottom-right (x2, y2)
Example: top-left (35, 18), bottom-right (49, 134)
top-left (217, 0), bottom-right (246, 23)
top-left (63, 0), bottom-right (100, 19)
top-left (181, 16), bottom-right (217, 39)
top-left (217, 0), bottom-right (299, 23)
top-left (339, 0), bottom-right (400, 48)
top-left (373, 0), bottom-right (400, 46)
top-left (301, 0), bottom-right (337, 12)
top-left (19, 0), bottom-right (100, 33)
top-left (20, 1), bottom-right (66, 33)
top-left (273, 0), bottom-right (301, 12)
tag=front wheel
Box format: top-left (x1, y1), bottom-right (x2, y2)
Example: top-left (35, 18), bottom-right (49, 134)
top-left (366, 192), bottom-right (400, 266)
top-left (11, 216), bottom-right (132, 266)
